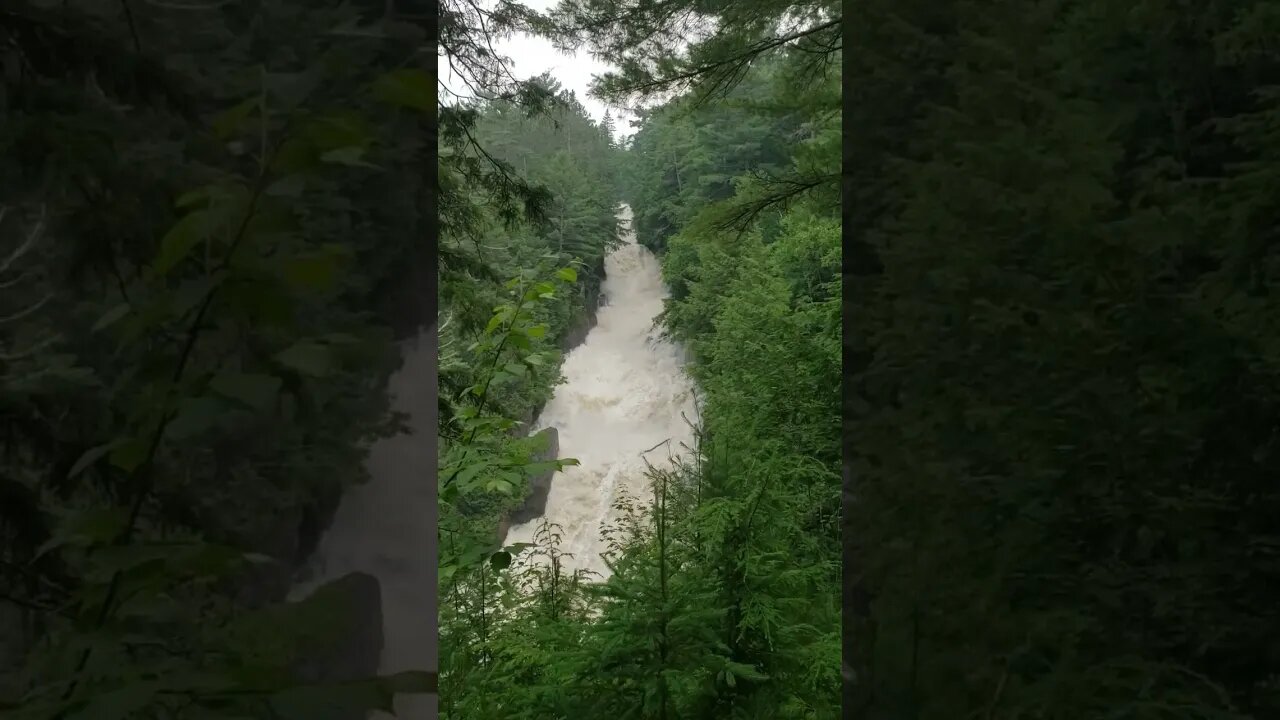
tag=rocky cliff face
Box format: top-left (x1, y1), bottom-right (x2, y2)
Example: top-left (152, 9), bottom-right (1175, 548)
top-left (497, 426), bottom-right (560, 543)
top-left (561, 254), bottom-right (606, 352)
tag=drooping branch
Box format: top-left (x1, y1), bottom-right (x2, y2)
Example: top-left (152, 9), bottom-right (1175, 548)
top-left (713, 169), bottom-right (839, 235)
top-left (609, 18), bottom-right (842, 102)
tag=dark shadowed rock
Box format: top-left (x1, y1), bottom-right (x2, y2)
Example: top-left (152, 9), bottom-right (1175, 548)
top-left (292, 572), bottom-right (385, 720)
top-left (560, 309), bottom-right (597, 352)
top-left (502, 427), bottom-right (559, 538)
top-left (292, 571), bottom-right (384, 686)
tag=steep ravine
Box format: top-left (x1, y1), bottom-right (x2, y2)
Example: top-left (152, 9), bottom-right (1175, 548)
top-left (502, 205), bottom-right (699, 580)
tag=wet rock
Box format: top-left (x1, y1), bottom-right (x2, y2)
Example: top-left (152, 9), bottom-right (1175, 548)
top-left (226, 572), bottom-right (385, 720)
top-left (560, 307), bottom-right (598, 352)
top-left (504, 427), bottom-right (560, 534)
top-left (560, 258), bottom-right (606, 352)
top-left (291, 571), bottom-right (384, 686)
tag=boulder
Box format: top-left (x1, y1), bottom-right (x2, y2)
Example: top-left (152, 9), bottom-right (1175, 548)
top-left (501, 427), bottom-right (560, 537)
top-left (290, 572), bottom-right (386, 720)
top-left (291, 571), bottom-right (385, 686)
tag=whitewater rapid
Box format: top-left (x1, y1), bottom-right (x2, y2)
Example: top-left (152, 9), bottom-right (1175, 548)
top-left (502, 205), bottom-right (699, 580)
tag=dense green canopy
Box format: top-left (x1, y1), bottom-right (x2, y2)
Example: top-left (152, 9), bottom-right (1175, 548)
top-left (847, 1), bottom-right (1280, 718)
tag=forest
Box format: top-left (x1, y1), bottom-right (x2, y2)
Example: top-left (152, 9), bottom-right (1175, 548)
top-left (847, 1), bottom-right (1280, 718)
top-left (0, 0), bottom-right (842, 717)
top-left (1, 1), bottom-right (440, 717)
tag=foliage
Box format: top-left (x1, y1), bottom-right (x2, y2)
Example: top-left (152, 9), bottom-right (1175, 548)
top-left (0, 0), bottom-right (441, 715)
top-left (846, 0), bottom-right (1280, 718)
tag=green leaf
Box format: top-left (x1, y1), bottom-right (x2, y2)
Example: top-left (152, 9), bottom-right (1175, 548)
top-left (522, 460), bottom-right (562, 476)
top-left (321, 146), bottom-right (379, 169)
top-left (453, 460), bottom-right (489, 489)
top-left (175, 187), bottom-right (212, 209)
top-left (211, 97), bottom-right (258, 139)
top-left (556, 266), bottom-right (578, 282)
top-left (276, 341), bottom-right (333, 377)
top-left (266, 175), bottom-right (307, 197)
top-left (440, 482), bottom-right (460, 504)
top-left (168, 275), bottom-right (217, 320)
top-left (302, 112), bottom-right (374, 152)
top-left (153, 209), bottom-right (213, 276)
top-left (526, 324), bottom-right (548, 339)
top-left (373, 69), bottom-right (434, 112)
top-left (68, 441), bottom-right (123, 478)
top-left (484, 312), bottom-right (506, 335)
top-left (84, 544), bottom-right (175, 582)
top-left (725, 661), bottom-right (769, 682)
top-left (210, 372), bottom-right (282, 411)
top-left (109, 438), bottom-right (148, 473)
top-left (36, 506), bottom-right (130, 559)
top-left (179, 542), bottom-right (256, 580)
top-left (167, 396), bottom-right (231, 440)
top-left (92, 303), bottom-right (130, 333)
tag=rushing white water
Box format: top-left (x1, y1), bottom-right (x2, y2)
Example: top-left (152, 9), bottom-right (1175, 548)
top-left (503, 205), bottom-right (698, 579)
top-left (289, 330), bottom-right (436, 720)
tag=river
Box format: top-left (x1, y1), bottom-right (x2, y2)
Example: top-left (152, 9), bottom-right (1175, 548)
top-left (502, 205), bottom-right (699, 579)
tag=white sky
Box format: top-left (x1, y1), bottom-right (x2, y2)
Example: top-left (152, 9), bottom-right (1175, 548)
top-left (438, 0), bottom-right (638, 141)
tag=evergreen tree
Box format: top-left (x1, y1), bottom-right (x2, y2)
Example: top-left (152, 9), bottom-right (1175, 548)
top-left (846, 0), bottom-right (1280, 717)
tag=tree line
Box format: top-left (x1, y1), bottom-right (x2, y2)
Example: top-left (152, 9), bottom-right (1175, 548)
top-left (847, 1), bottom-right (1280, 717)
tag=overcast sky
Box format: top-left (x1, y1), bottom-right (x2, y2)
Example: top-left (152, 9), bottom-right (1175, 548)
top-left (438, 0), bottom-right (638, 141)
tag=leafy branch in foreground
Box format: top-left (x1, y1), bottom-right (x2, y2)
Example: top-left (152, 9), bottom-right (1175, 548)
top-left (439, 265), bottom-right (584, 572)
top-left (544, 0), bottom-right (839, 108)
top-left (3, 64), bottom-right (433, 718)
